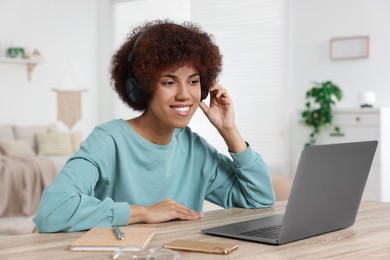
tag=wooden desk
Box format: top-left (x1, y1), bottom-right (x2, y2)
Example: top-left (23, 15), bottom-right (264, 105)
top-left (1, 201), bottom-right (390, 259)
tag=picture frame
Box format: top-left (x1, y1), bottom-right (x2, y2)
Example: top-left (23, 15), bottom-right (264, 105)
top-left (330, 36), bottom-right (370, 60)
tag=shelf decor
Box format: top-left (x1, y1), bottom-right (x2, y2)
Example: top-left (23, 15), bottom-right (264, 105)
top-left (0, 49), bottom-right (43, 81)
top-left (330, 36), bottom-right (370, 60)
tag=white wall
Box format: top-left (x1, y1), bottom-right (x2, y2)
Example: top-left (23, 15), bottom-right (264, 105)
top-left (0, 0), bottom-right (99, 134)
top-left (290, 0), bottom-right (390, 111)
top-left (1, 0), bottom-right (390, 174)
top-left (290, 0), bottom-right (390, 173)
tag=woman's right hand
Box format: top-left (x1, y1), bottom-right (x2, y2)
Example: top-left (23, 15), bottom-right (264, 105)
top-left (128, 199), bottom-right (203, 224)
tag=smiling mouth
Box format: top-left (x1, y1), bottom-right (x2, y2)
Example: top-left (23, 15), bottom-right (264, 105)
top-left (173, 107), bottom-right (190, 112)
top-left (171, 105), bottom-right (191, 116)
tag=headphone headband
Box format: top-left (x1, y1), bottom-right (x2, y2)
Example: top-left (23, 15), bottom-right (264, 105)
top-left (125, 29), bottom-right (150, 103)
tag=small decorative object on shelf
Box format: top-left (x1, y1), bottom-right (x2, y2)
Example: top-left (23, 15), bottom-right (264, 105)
top-left (30, 49), bottom-right (42, 58)
top-left (0, 48), bottom-right (43, 81)
top-left (301, 81), bottom-right (343, 147)
top-left (359, 91), bottom-right (376, 108)
top-left (7, 47), bottom-right (25, 58)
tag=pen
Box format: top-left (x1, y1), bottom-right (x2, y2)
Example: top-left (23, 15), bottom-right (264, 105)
top-left (114, 226), bottom-right (125, 240)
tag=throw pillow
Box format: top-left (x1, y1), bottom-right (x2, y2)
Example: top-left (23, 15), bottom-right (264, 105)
top-left (0, 140), bottom-right (36, 157)
top-left (0, 125), bottom-right (15, 140)
top-left (14, 124), bottom-right (57, 153)
top-left (36, 132), bottom-right (73, 155)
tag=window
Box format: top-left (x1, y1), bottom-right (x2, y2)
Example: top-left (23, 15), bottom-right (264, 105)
top-left (190, 0), bottom-right (289, 173)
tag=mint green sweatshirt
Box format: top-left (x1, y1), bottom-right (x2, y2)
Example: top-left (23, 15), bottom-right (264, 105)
top-left (33, 119), bottom-right (275, 232)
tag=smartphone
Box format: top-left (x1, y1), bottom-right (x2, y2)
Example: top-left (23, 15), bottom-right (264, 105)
top-left (163, 239), bottom-right (238, 255)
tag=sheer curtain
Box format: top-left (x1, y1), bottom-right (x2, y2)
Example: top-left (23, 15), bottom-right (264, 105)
top-left (190, 0), bottom-right (289, 174)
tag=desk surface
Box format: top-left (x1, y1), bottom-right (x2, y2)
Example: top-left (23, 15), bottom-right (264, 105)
top-left (1, 200), bottom-right (390, 259)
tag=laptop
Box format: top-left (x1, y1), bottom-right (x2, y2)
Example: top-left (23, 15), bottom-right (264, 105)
top-left (202, 141), bottom-right (378, 245)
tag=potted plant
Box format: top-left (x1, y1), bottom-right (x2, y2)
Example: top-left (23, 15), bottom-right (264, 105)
top-left (301, 81), bottom-right (343, 146)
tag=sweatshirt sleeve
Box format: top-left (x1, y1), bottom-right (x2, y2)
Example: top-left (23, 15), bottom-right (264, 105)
top-left (205, 143), bottom-right (275, 209)
top-left (33, 128), bottom-right (130, 233)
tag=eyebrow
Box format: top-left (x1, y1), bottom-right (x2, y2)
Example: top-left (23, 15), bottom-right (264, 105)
top-left (160, 73), bottom-right (200, 79)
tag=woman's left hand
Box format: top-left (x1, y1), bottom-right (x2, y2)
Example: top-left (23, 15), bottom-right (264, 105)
top-left (199, 83), bottom-right (235, 131)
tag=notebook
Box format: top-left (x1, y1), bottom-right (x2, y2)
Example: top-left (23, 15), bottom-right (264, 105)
top-left (202, 141), bottom-right (378, 245)
top-left (70, 226), bottom-right (156, 251)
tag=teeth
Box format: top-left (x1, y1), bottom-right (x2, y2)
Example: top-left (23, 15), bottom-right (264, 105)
top-left (173, 107), bottom-right (190, 112)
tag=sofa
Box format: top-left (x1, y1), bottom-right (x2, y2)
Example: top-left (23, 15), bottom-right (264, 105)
top-left (0, 124), bottom-right (81, 218)
top-left (0, 123), bottom-right (84, 235)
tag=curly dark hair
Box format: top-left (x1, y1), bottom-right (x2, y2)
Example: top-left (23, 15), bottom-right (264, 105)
top-left (110, 20), bottom-right (223, 111)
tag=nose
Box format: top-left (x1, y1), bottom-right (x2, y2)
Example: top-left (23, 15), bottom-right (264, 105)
top-left (176, 82), bottom-right (190, 101)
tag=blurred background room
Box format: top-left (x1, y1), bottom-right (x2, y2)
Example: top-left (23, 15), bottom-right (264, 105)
top-left (1, 0), bottom-right (389, 235)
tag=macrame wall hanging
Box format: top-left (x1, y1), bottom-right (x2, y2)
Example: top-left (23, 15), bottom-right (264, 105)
top-left (53, 89), bottom-right (86, 130)
top-left (52, 64), bottom-right (87, 130)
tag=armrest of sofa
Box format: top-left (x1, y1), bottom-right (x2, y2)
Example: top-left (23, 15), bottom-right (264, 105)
top-left (271, 173), bottom-right (292, 201)
top-left (45, 155), bottom-right (71, 174)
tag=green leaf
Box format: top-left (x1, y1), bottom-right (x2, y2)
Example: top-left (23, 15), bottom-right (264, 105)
top-left (301, 80), bottom-right (343, 147)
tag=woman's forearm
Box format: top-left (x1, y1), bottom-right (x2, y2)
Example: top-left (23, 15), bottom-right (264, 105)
top-left (219, 126), bottom-right (247, 153)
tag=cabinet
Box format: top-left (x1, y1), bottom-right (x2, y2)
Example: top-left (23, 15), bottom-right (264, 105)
top-left (0, 57), bottom-right (43, 81)
top-left (293, 108), bottom-right (390, 202)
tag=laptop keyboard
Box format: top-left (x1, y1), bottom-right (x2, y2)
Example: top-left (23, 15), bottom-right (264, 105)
top-left (237, 225), bottom-right (282, 239)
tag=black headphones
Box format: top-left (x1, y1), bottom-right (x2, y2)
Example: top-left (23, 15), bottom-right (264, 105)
top-left (125, 30), bottom-right (148, 103)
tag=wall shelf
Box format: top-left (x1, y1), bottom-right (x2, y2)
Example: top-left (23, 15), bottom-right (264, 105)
top-left (0, 57), bottom-right (43, 81)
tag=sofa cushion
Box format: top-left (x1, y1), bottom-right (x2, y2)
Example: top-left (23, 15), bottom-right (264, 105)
top-left (14, 124), bottom-right (57, 152)
top-left (0, 125), bottom-right (15, 140)
top-left (0, 140), bottom-right (36, 157)
top-left (36, 132), bottom-right (73, 155)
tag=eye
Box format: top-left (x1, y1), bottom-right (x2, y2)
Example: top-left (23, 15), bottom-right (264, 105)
top-left (189, 79), bottom-right (200, 86)
top-left (162, 81), bottom-right (175, 86)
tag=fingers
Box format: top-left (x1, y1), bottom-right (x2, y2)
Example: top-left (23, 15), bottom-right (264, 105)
top-left (175, 207), bottom-right (203, 220)
top-left (209, 83), bottom-right (224, 97)
top-left (199, 101), bottom-right (208, 113)
top-left (163, 199), bottom-right (203, 220)
top-left (142, 199), bottom-right (203, 224)
top-left (209, 83), bottom-right (231, 103)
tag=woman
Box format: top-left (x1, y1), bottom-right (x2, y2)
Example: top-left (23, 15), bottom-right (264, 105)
top-left (34, 20), bottom-right (275, 232)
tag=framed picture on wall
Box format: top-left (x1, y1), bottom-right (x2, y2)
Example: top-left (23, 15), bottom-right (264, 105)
top-left (330, 36), bottom-right (370, 60)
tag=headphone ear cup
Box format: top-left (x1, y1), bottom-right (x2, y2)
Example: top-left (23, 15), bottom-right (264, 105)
top-left (125, 76), bottom-right (145, 103)
top-left (201, 88), bottom-right (209, 100)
